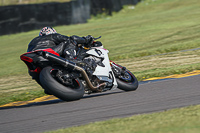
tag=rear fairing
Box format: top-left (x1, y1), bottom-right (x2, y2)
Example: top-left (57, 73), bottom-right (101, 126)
top-left (20, 48), bottom-right (60, 73)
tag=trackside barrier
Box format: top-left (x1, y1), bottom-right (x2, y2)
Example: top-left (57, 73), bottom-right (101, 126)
top-left (0, 0), bottom-right (140, 35)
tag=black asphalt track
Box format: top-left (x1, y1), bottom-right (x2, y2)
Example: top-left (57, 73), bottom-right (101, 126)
top-left (0, 75), bottom-right (200, 133)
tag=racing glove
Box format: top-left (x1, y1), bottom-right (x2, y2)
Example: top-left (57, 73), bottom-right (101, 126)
top-left (83, 35), bottom-right (94, 48)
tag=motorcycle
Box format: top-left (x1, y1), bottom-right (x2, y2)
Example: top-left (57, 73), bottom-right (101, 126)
top-left (20, 36), bottom-right (138, 101)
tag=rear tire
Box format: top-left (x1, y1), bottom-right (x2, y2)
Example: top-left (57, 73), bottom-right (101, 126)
top-left (39, 66), bottom-right (84, 101)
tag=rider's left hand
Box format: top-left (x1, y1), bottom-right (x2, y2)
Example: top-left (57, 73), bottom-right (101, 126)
top-left (84, 35), bottom-right (93, 47)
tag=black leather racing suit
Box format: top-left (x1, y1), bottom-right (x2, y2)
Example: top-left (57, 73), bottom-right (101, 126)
top-left (27, 33), bottom-right (87, 57)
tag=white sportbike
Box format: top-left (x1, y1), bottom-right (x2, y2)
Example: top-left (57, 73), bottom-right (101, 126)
top-left (20, 36), bottom-right (138, 101)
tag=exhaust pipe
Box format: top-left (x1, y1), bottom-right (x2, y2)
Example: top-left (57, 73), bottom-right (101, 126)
top-left (74, 66), bottom-right (106, 91)
top-left (42, 51), bottom-right (106, 91)
top-left (42, 51), bottom-right (76, 70)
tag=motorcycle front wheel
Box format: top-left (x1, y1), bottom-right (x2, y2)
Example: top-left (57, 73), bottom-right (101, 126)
top-left (39, 66), bottom-right (84, 101)
top-left (112, 62), bottom-right (138, 91)
top-left (116, 69), bottom-right (138, 91)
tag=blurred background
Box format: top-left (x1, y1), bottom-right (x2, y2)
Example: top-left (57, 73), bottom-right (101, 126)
top-left (0, 0), bottom-right (140, 35)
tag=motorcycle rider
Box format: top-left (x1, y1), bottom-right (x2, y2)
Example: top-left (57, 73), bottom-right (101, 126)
top-left (27, 26), bottom-right (94, 59)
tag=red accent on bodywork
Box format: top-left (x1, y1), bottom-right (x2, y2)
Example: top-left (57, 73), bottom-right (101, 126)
top-left (20, 48), bottom-right (60, 74)
top-left (42, 48), bottom-right (60, 56)
top-left (110, 60), bottom-right (122, 67)
top-left (30, 67), bottom-right (41, 73)
top-left (20, 55), bottom-right (33, 63)
top-left (20, 48), bottom-right (60, 59)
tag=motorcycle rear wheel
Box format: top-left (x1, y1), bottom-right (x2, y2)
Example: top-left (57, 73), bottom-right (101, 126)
top-left (39, 66), bottom-right (84, 101)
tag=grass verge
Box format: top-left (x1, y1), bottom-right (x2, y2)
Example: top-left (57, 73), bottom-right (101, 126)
top-left (44, 105), bottom-right (200, 133)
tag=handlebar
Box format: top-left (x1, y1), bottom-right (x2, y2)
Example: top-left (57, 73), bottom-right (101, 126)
top-left (93, 36), bottom-right (101, 40)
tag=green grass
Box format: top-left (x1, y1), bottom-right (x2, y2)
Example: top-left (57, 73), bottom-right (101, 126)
top-left (44, 105), bottom-right (200, 133)
top-left (1, 0), bottom-right (200, 132)
top-left (118, 49), bottom-right (200, 80)
top-left (0, 0), bottom-right (200, 104)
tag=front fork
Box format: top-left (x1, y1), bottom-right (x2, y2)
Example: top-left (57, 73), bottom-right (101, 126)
top-left (110, 60), bottom-right (127, 77)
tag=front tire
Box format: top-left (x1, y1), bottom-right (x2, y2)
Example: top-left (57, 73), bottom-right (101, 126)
top-left (111, 62), bottom-right (138, 91)
top-left (116, 69), bottom-right (138, 91)
top-left (39, 66), bottom-right (84, 101)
